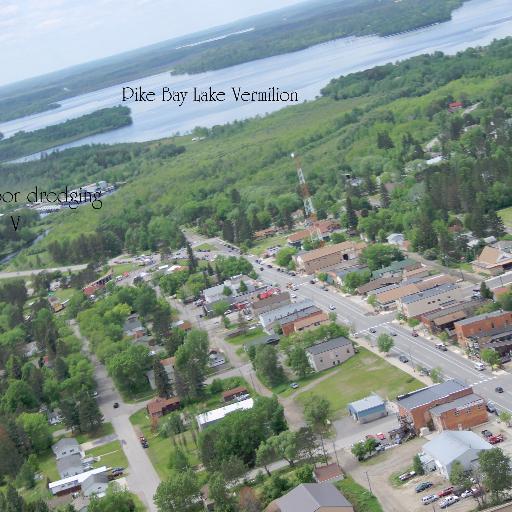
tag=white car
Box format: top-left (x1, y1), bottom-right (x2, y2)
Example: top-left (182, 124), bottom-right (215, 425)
top-left (291, 294), bottom-right (297, 299)
top-left (329, 304), bottom-right (336, 310)
top-left (440, 496), bottom-right (459, 509)
top-left (422, 495), bottom-right (438, 505)
top-left (459, 489), bottom-right (472, 499)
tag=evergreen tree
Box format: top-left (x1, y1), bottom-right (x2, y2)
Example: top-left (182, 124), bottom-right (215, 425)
top-left (185, 241), bottom-right (197, 272)
top-left (345, 195), bottom-right (358, 230)
top-left (59, 398), bottom-right (80, 432)
top-left (487, 209), bottom-right (506, 238)
top-left (377, 131), bottom-right (394, 149)
top-left (54, 357), bottom-right (69, 381)
top-left (222, 220), bottom-right (235, 243)
top-left (154, 359), bottom-right (172, 398)
top-left (5, 484), bottom-right (24, 512)
top-left (78, 392), bottom-right (103, 433)
top-left (379, 182), bottom-right (390, 208)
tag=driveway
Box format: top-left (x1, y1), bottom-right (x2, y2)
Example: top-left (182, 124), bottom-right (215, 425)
top-left (70, 321), bottom-right (159, 512)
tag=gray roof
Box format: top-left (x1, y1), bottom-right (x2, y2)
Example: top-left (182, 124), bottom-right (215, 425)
top-left (278, 306), bottom-right (321, 326)
top-left (57, 453), bottom-right (83, 476)
top-left (277, 483), bottom-right (352, 511)
top-left (429, 393), bottom-right (484, 416)
top-left (348, 394), bottom-right (385, 413)
top-left (454, 309), bottom-right (506, 327)
top-left (82, 473), bottom-right (109, 493)
top-left (400, 283), bottom-right (457, 304)
top-left (372, 258), bottom-right (418, 278)
top-left (52, 437), bottom-right (80, 454)
top-left (396, 379), bottom-right (468, 410)
top-left (259, 299), bottom-right (314, 326)
top-left (306, 337), bottom-right (352, 356)
top-left (423, 431), bottom-right (492, 467)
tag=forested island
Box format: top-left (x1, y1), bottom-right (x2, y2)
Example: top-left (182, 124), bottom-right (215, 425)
top-left (0, 106), bottom-right (132, 162)
top-left (0, 0), bottom-right (465, 123)
top-left (4, 37), bottom-right (512, 271)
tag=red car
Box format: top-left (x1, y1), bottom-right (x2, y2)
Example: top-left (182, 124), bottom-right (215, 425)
top-left (366, 433), bottom-right (386, 441)
top-left (489, 434), bottom-right (504, 444)
top-left (438, 487), bottom-right (454, 498)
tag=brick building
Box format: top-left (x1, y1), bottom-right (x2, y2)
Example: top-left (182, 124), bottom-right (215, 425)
top-left (147, 396), bottom-right (181, 419)
top-left (454, 310), bottom-right (512, 347)
top-left (396, 380), bottom-right (482, 432)
top-left (430, 393), bottom-right (488, 432)
top-left (281, 311), bottom-right (329, 336)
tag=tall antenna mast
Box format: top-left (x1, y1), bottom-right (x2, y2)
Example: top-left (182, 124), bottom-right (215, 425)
top-left (291, 153), bottom-right (317, 223)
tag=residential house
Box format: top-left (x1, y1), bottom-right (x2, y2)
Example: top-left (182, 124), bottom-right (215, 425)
top-left (422, 430), bottom-right (492, 478)
top-left (305, 337), bottom-right (354, 372)
top-left (472, 246), bottom-right (512, 275)
top-left (172, 319), bottom-right (192, 332)
top-left (147, 356), bottom-right (176, 391)
top-left (147, 396), bottom-right (181, 419)
top-left (222, 386), bottom-right (249, 403)
top-left (57, 453), bottom-right (84, 479)
top-left (49, 467), bottom-right (108, 496)
top-left (396, 380), bottom-right (479, 432)
top-left (254, 226), bottom-right (280, 240)
top-left (81, 473), bottom-right (109, 497)
top-left (266, 483), bottom-right (354, 512)
top-left (196, 398), bottom-right (254, 431)
top-left (48, 409), bottom-right (63, 426)
top-left (282, 311), bottom-right (329, 336)
top-left (252, 292), bottom-right (291, 315)
top-left (287, 219), bottom-right (341, 247)
top-left (429, 393), bottom-right (488, 432)
top-left (347, 394), bottom-right (387, 424)
top-left (123, 314), bottom-right (146, 340)
top-left (52, 438), bottom-right (81, 460)
top-left (397, 283), bottom-right (464, 318)
top-left (259, 299), bottom-right (314, 332)
top-left (387, 233), bottom-right (405, 246)
top-left (454, 310), bottom-right (512, 348)
top-left (277, 306), bottom-right (323, 332)
top-left (294, 241), bottom-right (366, 274)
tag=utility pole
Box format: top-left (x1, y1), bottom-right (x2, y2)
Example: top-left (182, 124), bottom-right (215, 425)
top-left (331, 439), bottom-right (340, 467)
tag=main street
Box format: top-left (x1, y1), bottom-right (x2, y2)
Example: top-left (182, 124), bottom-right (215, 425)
top-left (247, 256), bottom-right (512, 415)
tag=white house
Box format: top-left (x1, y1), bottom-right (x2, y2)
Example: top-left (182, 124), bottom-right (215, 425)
top-left (422, 430), bottom-right (492, 478)
top-left (52, 438), bottom-right (81, 460)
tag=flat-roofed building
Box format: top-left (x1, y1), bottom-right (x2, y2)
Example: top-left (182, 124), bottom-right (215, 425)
top-left (454, 310), bottom-right (512, 347)
top-left (398, 283), bottom-right (464, 318)
top-left (294, 241), bottom-right (366, 274)
top-left (259, 299), bottom-right (314, 331)
top-left (196, 398), bottom-right (254, 430)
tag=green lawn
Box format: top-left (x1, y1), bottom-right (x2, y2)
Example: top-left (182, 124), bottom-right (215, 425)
top-left (15, 451), bottom-right (59, 503)
top-left (250, 234), bottom-right (291, 257)
top-left (227, 328), bottom-right (264, 345)
top-left (336, 477), bottom-right (384, 512)
top-left (498, 206), bottom-right (512, 229)
top-left (295, 348), bottom-right (423, 416)
top-left (86, 440), bottom-right (128, 470)
top-left (129, 408), bottom-right (200, 479)
top-left (75, 422), bottom-right (114, 443)
top-left (112, 262), bottom-right (139, 276)
top-left (194, 243), bottom-right (216, 251)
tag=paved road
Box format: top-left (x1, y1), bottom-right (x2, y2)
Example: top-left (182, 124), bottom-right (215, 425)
top-left (70, 321), bottom-right (159, 512)
top-left (249, 258), bottom-right (512, 415)
top-left (0, 264), bottom-right (87, 279)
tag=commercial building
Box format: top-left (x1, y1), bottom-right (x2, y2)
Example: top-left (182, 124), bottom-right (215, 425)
top-left (347, 394), bottom-right (387, 424)
top-left (281, 311), bottom-right (329, 336)
top-left (196, 398), bottom-right (254, 431)
top-left (397, 283), bottom-right (464, 318)
top-left (454, 310), bottom-right (512, 347)
top-left (420, 299), bottom-right (487, 335)
top-left (305, 337), bottom-right (354, 372)
top-left (422, 431), bottom-right (492, 478)
top-left (467, 326), bottom-right (512, 358)
top-left (294, 241), bottom-right (366, 274)
top-left (429, 393), bottom-right (488, 432)
top-left (396, 380), bottom-right (477, 432)
top-left (371, 258), bottom-right (420, 279)
top-left (356, 276), bottom-right (401, 295)
top-left (252, 292), bottom-right (291, 315)
top-left (266, 482), bottom-right (354, 512)
top-left (259, 299), bottom-right (314, 331)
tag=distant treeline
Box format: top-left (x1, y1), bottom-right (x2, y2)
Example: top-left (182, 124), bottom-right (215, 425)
top-left (0, 0), bottom-right (465, 123)
top-left (0, 106), bottom-right (132, 162)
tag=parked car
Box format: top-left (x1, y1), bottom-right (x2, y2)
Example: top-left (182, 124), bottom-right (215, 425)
top-left (411, 330), bottom-right (419, 337)
top-left (259, 267), bottom-right (264, 271)
top-left (310, 280), bottom-right (315, 284)
top-left (290, 382), bottom-right (299, 389)
top-left (474, 362), bottom-right (486, 371)
top-left (329, 304), bottom-right (336, 310)
top-left (390, 331), bottom-right (397, 336)
top-left (435, 343), bottom-right (448, 351)
top-left (113, 402), bottom-right (119, 409)
top-left (486, 401), bottom-right (497, 414)
top-left (399, 354), bottom-right (409, 363)
top-left (291, 294), bottom-right (297, 299)
top-left (489, 434), bottom-right (504, 444)
top-left (481, 429), bottom-right (493, 438)
top-left (398, 471), bottom-right (416, 482)
top-left (440, 495), bottom-right (459, 509)
top-left (422, 494), bottom-right (438, 505)
top-left (369, 328), bottom-right (377, 333)
top-left (459, 489), bottom-right (473, 499)
top-left (437, 487), bottom-right (454, 498)
top-left (415, 482), bottom-right (433, 493)
top-left (496, 386), bottom-right (504, 393)
top-left (366, 433), bottom-right (386, 441)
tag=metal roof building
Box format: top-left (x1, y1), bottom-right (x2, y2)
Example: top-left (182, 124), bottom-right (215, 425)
top-left (347, 394), bottom-right (387, 424)
top-left (271, 483), bottom-right (354, 512)
top-left (196, 398), bottom-right (254, 431)
top-left (396, 380), bottom-right (467, 410)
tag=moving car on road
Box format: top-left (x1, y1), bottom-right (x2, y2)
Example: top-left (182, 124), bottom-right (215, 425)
top-left (329, 304), bottom-right (336, 310)
top-left (496, 386), bottom-right (504, 393)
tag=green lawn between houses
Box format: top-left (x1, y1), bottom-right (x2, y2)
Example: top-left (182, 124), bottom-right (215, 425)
top-left (336, 476), bottom-right (384, 512)
top-left (498, 206), bottom-right (512, 229)
top-left (295, 348), bottom-right (423, 417)
top-left (86, 440), bottom-right (128, 471)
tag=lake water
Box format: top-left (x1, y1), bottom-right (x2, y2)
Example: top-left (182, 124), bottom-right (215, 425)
top-left (2, 0), bottom-right (512, 161)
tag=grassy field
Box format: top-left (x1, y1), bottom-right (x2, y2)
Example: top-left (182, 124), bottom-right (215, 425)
top-left (227, 328), bottom-right (264, 345)
top-left (86, 440), bottom-right (128, 470)
top-left (194, 243), bottom-right (216, 251)
top-left (250, 233), bottom-right (291, 257)
top-left (112, 262), bottom-right (139, 276)
top-left (129, 408), bottom-right (200, 479)
top-left (337, 476), bottom-right (384, 512)
top-left (498, 206), bottom-right (512, 229)
top-left (295, 348), bottom-right (423, 416)
top-left (75, 422), bottom-right (114, 443)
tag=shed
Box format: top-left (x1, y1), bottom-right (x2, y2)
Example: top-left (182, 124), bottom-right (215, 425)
top-left (347, 394), bottom-right (387, 424)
